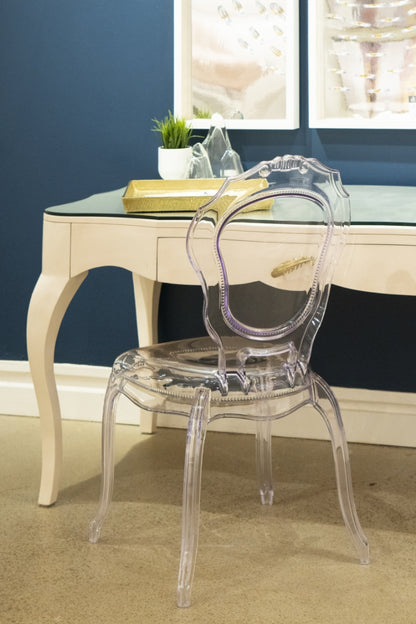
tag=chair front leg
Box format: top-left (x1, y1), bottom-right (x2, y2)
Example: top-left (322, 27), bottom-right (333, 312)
top-left (177, 387), bottom-right (211, 608)
top-left (89, 373), bottom-right (121, 543)
top-left (255, 420), bottom-right (274, 505)
top-left (311, 373), bottom-right (369, 565)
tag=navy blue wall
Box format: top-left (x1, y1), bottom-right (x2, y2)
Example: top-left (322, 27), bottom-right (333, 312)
top-left (2, 1), bottom-right (416, 391)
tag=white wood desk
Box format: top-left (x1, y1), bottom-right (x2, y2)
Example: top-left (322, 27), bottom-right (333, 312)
top-left (27, 185), bottom-right (416, 505)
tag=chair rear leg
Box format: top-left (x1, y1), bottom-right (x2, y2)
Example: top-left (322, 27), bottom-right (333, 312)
top-left (311, 373), bottom-right (369, 564)
top-left (255, 420), bottom-right (274, 505)
top-left (89, 374), bottom-right (121, 543)
top-left (177, 387), bottom-right (210, 608)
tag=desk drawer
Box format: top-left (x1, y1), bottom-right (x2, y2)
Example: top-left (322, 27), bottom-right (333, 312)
top-left (157, 236), bottom-right (320, 289)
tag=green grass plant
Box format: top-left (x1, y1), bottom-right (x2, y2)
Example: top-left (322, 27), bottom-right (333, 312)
top-left (152, 110), bottom-right (195, 149)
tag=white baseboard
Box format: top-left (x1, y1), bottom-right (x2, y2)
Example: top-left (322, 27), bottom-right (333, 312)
top-left (0, 360), bottom-right (415, 447)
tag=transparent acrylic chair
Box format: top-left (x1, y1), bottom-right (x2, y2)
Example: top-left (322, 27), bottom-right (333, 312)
top-left (89, 155), bottom-right (369, 607)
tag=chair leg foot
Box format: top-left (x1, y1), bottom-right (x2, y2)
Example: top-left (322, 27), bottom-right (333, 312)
top-left (89, 519), bottom-right (101, 544)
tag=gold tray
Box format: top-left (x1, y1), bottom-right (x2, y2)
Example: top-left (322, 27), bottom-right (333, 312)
top-left (122, 178), bottom-right (268, 214)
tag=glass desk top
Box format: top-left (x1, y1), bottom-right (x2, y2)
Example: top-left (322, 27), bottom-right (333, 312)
top-left (45, 185), bottom-right (416, 227)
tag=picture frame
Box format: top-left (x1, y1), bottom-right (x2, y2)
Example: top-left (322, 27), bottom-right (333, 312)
top-left (174, 0), bottom-right (299, 130)
top-left (308, 0), bottom-right (416, 129)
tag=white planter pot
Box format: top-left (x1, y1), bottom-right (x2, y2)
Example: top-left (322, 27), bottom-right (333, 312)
top-left (158, 146), bottom-right (192, 180)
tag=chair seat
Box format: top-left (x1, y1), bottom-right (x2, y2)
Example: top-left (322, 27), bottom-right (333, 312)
top-left (114, 336), bottom-right (310, 412)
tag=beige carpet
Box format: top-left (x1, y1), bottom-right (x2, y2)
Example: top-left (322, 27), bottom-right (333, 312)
top-left (1, 414), bottom-right (415, 623)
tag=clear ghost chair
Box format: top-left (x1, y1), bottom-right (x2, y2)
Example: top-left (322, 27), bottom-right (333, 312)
top-left (89, 155), bottom-right (369, 607)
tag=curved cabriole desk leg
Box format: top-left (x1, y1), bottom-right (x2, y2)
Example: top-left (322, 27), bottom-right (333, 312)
top-left (27, 271), bottom-right (88, 506)
top-left (132, 274), bottom-right (162, 434)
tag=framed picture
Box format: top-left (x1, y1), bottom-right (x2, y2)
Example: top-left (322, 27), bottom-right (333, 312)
top-left (174, 0), bottom-right (299, 130)
top-left (309, 0), bottom-right (416, 129)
